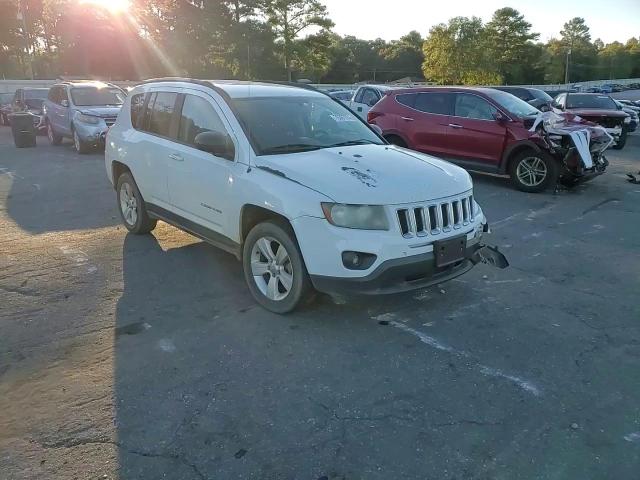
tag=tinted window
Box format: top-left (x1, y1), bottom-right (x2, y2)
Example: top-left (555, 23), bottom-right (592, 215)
top-left (566, 94), bottom-right (617, 110)
top-left (454, 94), bottom-right (497, 120)
top-left (71, 87), bottom-right (124, 106)
top-left (148, 92), bottom-right (178, 137)
top-left (396, 94), bottom-right (416, 108)
top-left (130, 93), bottom-right (146, 129)
top-left (178, 95), bottom-right (226, 146)
top-left (48, 87), bottom-right (58, 102)
top-left (414, 93), bottom-right (454, 115)
top-left (361, 89), bottom-right (379, 107)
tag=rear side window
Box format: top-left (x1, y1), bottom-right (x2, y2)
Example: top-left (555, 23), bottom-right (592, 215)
top-left (130, 93), bottom-right (146, 129)
top-left (177, 94), bottom-right (226, 146)
top-left (361, 89), bottom-right (379, 107)
top-left (414, 93), bottom-right (454, 115)
top-left (147, 92), bottom-right (178, 137)
top-left (396, 94), bottom-right (416, 108)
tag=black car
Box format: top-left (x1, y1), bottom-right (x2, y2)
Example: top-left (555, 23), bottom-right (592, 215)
top-left (491, 86), bottom-right (554, 111)
top-left (10, 87), bottom-right (49, 133)
top-left (0, 92), bottom-right (13, 126)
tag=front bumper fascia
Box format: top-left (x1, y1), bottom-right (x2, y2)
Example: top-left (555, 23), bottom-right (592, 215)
top-left (309, 238), bottom-right (508, 296)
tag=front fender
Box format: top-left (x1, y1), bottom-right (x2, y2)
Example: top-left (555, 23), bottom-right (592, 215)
top-left (499, 140), bottom-right (544, 174)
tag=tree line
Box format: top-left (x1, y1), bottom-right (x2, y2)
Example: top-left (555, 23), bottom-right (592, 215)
top-left (1, 1), bottom-right (639, 85)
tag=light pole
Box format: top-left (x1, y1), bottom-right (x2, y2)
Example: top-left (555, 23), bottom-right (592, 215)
top-left (564, 48), bottom-right (571, 86)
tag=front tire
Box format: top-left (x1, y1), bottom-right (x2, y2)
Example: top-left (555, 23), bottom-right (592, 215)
top-left (509, 149), bottom-right (558, 193)
top-left (242, 221), bottom-right (314, 314)
top-left (72, 127), bottom-right (91, 154)
top-left (116, 172), bottom-right (157, 234)
top-left (612, 128), bottom-right (627, 150)
top-left (47, 121), bottom-right (62, 145)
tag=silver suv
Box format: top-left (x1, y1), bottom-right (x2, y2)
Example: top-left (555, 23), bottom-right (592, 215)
top-left (43, 81), bottom-right (126, 153)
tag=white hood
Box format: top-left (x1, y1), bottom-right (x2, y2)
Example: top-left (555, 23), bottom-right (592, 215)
top-left (254, 145), bottom-right (472, 205)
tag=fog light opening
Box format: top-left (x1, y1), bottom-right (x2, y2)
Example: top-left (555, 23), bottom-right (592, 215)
top-left (342, 251), bottom-right (377, 270)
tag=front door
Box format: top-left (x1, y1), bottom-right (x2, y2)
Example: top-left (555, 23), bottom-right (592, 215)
top-left (167, 90), bottom-right (239, 236)
top-left (444, 93), bottom-right (507, 164)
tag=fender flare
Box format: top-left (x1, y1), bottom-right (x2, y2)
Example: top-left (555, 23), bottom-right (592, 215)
top-left (499, 140), bottom-right (543, 174)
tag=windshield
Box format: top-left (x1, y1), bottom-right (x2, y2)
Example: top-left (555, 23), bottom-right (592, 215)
top-left (71, 87), bottom-right (125, 107)
top-left (24, 89), bottom-right (49, 100)
top-left (485, 89), bottom-right (540, 118)
top-left (232, 95), bottom-right (384, 155)
top-left (566, 94), bottom-right (617, 110)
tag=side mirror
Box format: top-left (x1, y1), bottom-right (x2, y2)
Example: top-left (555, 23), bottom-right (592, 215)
top-left (493, 111), bottom-right (508, 122)
top-left (194, 131), bottom-right (235, 160)
top-left (61, 100), bottom-right (69, 107)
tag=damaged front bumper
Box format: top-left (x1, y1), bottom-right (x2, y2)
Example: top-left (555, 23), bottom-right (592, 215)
top-left (310, 226), bottom-right (509, 296)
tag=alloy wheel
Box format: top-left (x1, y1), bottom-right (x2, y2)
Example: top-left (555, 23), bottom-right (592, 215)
top-left (516, 156), bottom-right (547, 187)
top-left (73, 130), bottom-right (81, 152)
top-left (47, 123), bottom-right (54, 143)
top-left (119, 182), bottom-right (138, 226)
top-left (250, 237), bottom-right (294, 301)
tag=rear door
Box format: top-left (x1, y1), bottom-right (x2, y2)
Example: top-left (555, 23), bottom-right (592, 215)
top-left (444, 93), bottom-right (506, 164)
top-left (166, 90), bottom-right (240, 236)
top-left (398, 91), bottom-right (455, 156)
top-left (130, 89), bottom-right (180, 207)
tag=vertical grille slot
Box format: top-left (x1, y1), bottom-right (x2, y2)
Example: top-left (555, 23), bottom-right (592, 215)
top-left (398, 209), bottom-right (410, 236)
top-left (441, 204), bottom-right (450, 230)
top-left (414, 208), bottom-right (427, 235)
top-left (469, 195), bottom-right (474, 218)
top-left (428, 206), bottom-right (438, 232)
top-left (461, 198), bottom-right (469, 223)
top-left (452, 200), bottom-right (461, 226)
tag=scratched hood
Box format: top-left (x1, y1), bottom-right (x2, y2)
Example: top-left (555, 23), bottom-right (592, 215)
top-left (254, 144), bottom-right (472, 205)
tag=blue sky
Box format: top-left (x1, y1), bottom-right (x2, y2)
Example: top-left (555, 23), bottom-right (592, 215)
top-left (321, 0), bottom-right (640, 43)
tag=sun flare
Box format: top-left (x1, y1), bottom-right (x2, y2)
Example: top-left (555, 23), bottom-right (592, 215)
top-left (79, 0), bottom-right (131, 14)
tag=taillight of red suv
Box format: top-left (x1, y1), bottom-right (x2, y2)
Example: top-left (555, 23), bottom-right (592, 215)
top-left (367, 111), bottom-right (384, 123)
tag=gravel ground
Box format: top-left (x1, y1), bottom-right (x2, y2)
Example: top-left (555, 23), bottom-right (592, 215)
top-left (1, 127), bottom-right (639, 480)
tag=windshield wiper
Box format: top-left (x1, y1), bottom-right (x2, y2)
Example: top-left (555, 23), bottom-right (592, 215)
top-left (328, 139), bottom-right (379, 148)
top-left (261, 143), bottom-right (322, 155)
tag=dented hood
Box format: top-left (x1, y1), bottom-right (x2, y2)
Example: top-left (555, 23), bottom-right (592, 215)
top-left (254, 145), bottom-right (472, 205)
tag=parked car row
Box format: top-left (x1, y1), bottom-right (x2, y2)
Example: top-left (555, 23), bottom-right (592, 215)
top-left (0, 81), bottom-right (127, 153)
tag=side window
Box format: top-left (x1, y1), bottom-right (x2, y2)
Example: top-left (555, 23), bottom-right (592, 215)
top-left (177, 94), bottom-right (227, 146)
top-left (59, 87), bottom-right (68, 104)
top-left (454, 94), bottom-right (496, 120)
top-left (48, 87), bottom-right (58, 103)
top-left (361, 88), bottom-right (379, 107)
top-left (354, 88), bottom-right (364, 103)
top-left (130, 93), bottom-right (146, 129)
top-left (518, 89), bottom-right (534, 101)
top-left (414, 93), bottom-right (454, 115)
top-left (396, 94), bottom-right (417, 108)
top-left (13, 90), bottom-right (21, 103)
top-left (555, 94), bottom-right (565, 106)
top-left (147, 92), bottom-right (178, 137)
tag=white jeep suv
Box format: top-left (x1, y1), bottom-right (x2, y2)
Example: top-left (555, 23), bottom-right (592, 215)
top-left (105, 79), bottom-right (506, 313)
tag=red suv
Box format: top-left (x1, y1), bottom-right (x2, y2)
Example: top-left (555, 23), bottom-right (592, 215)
top-left (368, 87), bottom-right (608, 192)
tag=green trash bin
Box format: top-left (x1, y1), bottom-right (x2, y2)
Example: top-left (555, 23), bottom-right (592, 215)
top-left (9, 112), bottom-right (37, 148)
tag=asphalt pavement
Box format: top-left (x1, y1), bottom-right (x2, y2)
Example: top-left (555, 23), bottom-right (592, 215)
top-left (1, 127), bottom-right (639, 479)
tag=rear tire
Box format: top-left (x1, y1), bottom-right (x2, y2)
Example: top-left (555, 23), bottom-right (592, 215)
top-left (612, 129), bottom-right (627, 150)
top-left (116, 172), bottom-right (157, 234)
top-left (509, 149), bottom-right (558, 193)
top-left (242, 220), bottom-right (314, 314)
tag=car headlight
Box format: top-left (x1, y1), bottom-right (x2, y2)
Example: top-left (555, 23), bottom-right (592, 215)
top-left (321, 203), bottom-right (389, 230)
top-left (76, 113), bottom-right (101, 125)
top-left (624, 116), bottom-right (631, 124)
